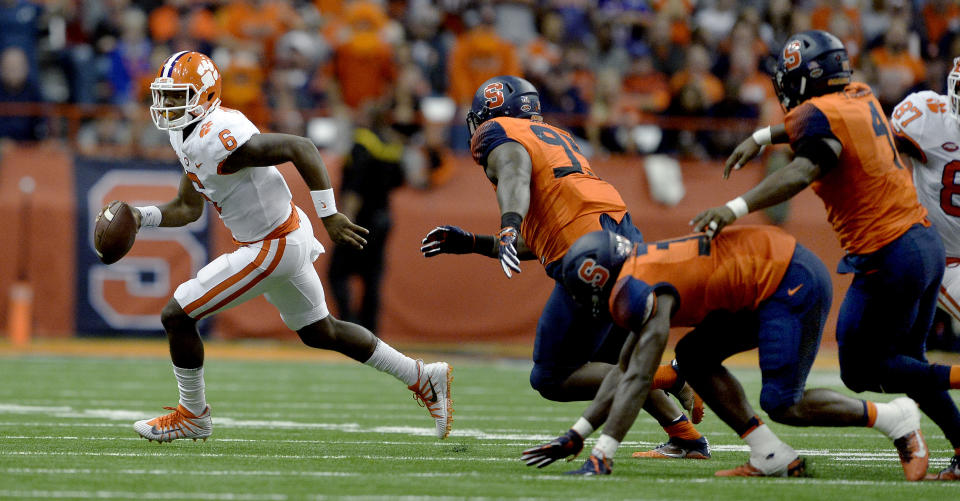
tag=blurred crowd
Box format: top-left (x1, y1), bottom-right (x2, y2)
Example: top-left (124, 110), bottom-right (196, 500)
top-left (2, 0), bottom-right (960, 159)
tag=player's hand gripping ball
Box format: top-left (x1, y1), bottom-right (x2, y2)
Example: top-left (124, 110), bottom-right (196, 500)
top-left (94, 200), bottom-right (138, 264)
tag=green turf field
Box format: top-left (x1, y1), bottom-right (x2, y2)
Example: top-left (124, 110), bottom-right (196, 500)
top-left (0, 353), bottom-right (957, 500)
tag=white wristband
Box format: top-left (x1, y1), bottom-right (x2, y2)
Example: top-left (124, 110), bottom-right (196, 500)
top-left (136, 205), bottom-right (161, 228)
top-left (310, 188), bottom-right (337, 218)
top-left (752, 126), bottom-right (772, 146)
top-left (725, 197), bottom-right (749, 219)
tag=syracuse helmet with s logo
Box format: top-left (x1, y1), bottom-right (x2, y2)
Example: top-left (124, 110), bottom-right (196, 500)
top-left (466, 75), bottom-right (542, 136)
top-left (150, 51), bottom-right (223, 131)
top-left (773, 30), bottom-right (851, 111)
top-left (561, 231), bottom-right (634, 319)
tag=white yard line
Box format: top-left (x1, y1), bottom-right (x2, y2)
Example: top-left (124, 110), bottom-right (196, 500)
top-left (0, 491), bottom-right (287, 500)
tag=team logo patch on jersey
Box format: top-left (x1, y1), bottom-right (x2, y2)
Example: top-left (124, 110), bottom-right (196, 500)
top-left (943, 142), bottom-right (959, 152)
top-left (199, 121), bottom-right (213, 137)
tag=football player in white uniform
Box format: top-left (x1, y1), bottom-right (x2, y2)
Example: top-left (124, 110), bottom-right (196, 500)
top-left (128, 51), bottom-right (453, 442)
top-left (890, 57), bottom-right (960, 480)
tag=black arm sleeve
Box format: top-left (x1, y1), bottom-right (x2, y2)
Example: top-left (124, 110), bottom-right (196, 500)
top-left (793, 137), bottom-right (839, 174)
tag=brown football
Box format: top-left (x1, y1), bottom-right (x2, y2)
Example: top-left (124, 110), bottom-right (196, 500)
top-left (94, 200), bottom-right (138, 264)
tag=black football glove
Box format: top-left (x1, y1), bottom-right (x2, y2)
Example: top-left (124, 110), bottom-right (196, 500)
top-left (521, 429), bottom-right (584, 468)
top-left (420, 225), bottom-right (476, 257)
top-left (497, 226), bottom-right (521, 278)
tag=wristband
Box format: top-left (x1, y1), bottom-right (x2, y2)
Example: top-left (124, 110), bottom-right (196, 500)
top-left (571, 417), bottom-right (594, 438)
top-left (501, 211), bottom-right (523, 230)
top-left (752, 126), bottom-right (772, 146)
top-left (474, 234), bottom-right (496, 255)
top-left (136, 205), bottom-right (162, 228)
top-left (725, 197), bottom-right (749, 219)
top-left (310, 189), bottom-right (337, 218)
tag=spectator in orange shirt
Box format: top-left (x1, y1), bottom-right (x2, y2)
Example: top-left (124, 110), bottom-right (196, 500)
top-left (447, 10), bottom-right (520, 106)
top-left (922, 0), bottom-right (960, 58)
top-left (522, 10), bottom-right (564, 84)
top-left (868, 18), bottom-right (925, 111)
top-left (221, 49), bottom-right (269, 126)
top-left (149, 0), bottom-right (218, 49)
top-left (617, 45), bottom-right (670, 126)
top-left (332, 1), bottom-right (396, 110)
top-left (810, 0), bottom-right (861, 37)
top-left (669, 44), bottom-right (724, 109)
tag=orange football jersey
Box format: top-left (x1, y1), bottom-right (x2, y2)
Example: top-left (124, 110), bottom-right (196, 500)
top-left (784, 82), bottom-right (927, 255)
top-left (610, 226), bottom-right (796, 327)
top-left (471, 117), bottom-right (627, 265)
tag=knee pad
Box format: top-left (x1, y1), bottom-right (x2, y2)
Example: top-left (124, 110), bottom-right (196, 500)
top-left (529, 365), bottom-right (569, 402)
top-left (838, 362), bottom-right (873, 393)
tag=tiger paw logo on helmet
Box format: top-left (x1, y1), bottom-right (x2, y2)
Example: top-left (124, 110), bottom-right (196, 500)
top-left (149, 51), bottom-right (223, 131)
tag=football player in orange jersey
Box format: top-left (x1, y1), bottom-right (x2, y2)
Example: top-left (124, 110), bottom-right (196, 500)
top-left (692, 30), bottom-right (960, 479)
top-left (421, 76), bottom-right (710, 459)
top-left (127, 51), bottom-right (453, 442)
top-left (524, 227), bottom-right (926, 478)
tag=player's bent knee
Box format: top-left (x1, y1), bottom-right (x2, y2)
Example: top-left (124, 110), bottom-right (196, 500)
top-left (838, 363), bottom-right (872, 393)
top-left (160, 299), bottom-right (194, 333)
top-left (297, 317), bottom-right (337, 349)
top-left (529, 367), bottom-right (569, 402)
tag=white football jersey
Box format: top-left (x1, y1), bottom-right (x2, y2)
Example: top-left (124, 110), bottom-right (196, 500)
top-left (891, 91), bottom-right (960, 257)
top-left (168, 107), bottom-right (294, 243)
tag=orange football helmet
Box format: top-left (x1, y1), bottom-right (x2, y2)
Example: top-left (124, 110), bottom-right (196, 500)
top-left (150, 51), bottom-right (222, 130)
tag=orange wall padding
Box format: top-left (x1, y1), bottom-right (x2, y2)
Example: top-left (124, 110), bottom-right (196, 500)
top-left (0, 146), bottom-right (845, 348)
top-left (0, 144), bottom-right (76, 337)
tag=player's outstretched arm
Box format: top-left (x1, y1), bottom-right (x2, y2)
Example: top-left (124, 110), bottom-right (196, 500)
top-left (576, 293), bottom-right (674, 436)
top-left (132, 174), bottom-right (205, 229)
top-left (692, 150), bottom-right (828, 239)
top-left (220, 133), bottom-right (369, 249)
top-left (420, 225), bottom-right (537, 260)
top-left (484, 142), bottom-right (532, 278)
top-left (723, 124), bottom-right (789, 179)
top-left (596, 293), bottom-right (674, 442)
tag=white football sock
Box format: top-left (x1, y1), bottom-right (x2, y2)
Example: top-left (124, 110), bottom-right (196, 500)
top-left (173, 365), bottom-right (206, 416)
top-left (593, 434), bottom-right (620, 460)
top-left (364, 340), bottom-right (419, 386)
top-left (743, 424), bottom-right (795, 473)
top-left (872, 398), bottom-right (920, 439)
top-left (571, 417), bottom-right (595, 438)
top-left (872, 401), bottom-right (902, 438)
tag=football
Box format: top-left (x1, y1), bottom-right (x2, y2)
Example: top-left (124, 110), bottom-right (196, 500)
top-left (94, 200), bottom-right (138, 264)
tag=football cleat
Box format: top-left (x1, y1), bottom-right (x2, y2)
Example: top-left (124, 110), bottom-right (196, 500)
top-left (925, 455), bottom-right (960, 480)
top-left (715, 457), bottom-right (806, 477)
top-left (885, 397), bottom-right (928, 481)
top-left (566, 454), bottom-right (613, 476)
top-left (134, 404), bottom-right (212, 443)
top-left (409, 360), bottom-right (453, 439)
top-left (632, 436), bottom-right (711, 460)
top-left (893, 430), bottom-right (929, 481)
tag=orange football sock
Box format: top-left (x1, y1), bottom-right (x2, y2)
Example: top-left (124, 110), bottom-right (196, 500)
top-left (863, 401), bottom-right (878, 427)
top-left (652, 364), bottom-right (678, 390)
top-left (664, 416), bottom-right (702, 441)
top-left (951, 366), bottom-right (960, 389)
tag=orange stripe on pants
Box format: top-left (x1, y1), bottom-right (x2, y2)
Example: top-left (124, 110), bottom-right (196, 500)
top-left (184, 240), bottom-right (273, 316)
top-left (939, 285), bottom-right (960, 324)
top-left (195, 239), bottom-right (287, 320)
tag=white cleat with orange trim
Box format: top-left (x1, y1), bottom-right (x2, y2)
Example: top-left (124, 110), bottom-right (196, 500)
top-left (134, 404), bottom-right (212, 443)
top-left (408, 361), bottom-right (453, 439)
